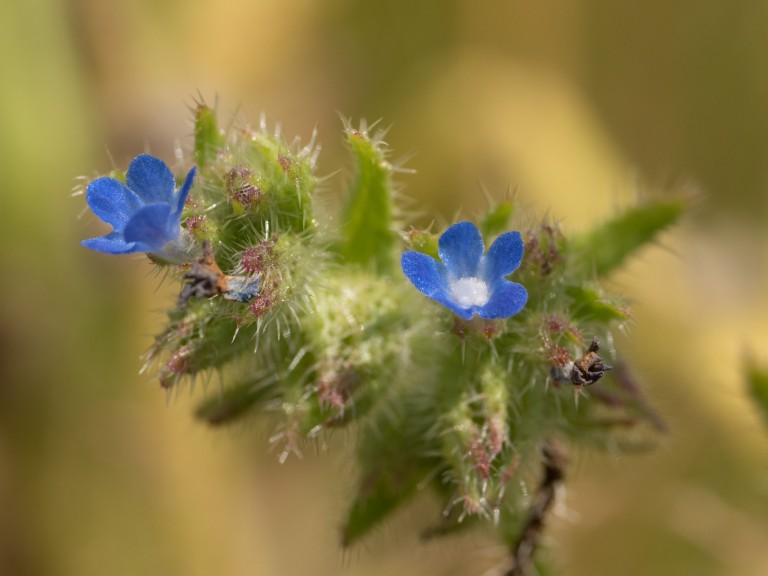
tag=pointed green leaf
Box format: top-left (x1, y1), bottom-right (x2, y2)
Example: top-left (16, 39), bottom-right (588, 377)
top-left (193, 102), bottom-right (224, 171)
top-left (342, 463), bottom-right (423, 546)
top-left (566, 285), bottom-right (631, 323)
top-left (342, 393), bottom-right (432, 546)
top-left (340, 123), bottom-right (396, 274)
top-left (569, 198), bottom-right (686, 277)
top-left (195, 378), bottom-right (278, 425)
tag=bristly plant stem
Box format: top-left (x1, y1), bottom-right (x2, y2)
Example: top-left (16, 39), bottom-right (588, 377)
top-left (80, 102), bottom-right (684, 568)
top-left (507, 440), bottom-right (568, 576)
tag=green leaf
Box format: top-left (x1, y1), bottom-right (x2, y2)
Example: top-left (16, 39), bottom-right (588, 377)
top-left (569, 198), bottom-right (686, 277)
top-left (747, 360), bottom-right (768, 427)
top-left (342, 463), bottom-right (423, 546)
top-left (339, 122), bottom-right (396, 274)
top-left (193, 101), bottom-right (224, 171)
top-left (566, 285), bottom-right (631, 323)
top-left (342, 394), bottom-right (432, 546)
top-left (195, 378), bottom-right (278, 425)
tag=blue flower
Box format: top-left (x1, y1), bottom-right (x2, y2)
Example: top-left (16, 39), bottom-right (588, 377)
top-left (401, 221), bottom-right (527, 320)
top-left (82, 154), bottom-right (197, 263)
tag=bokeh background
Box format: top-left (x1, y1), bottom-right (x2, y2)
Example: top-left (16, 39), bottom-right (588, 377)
top-left (2, 1), bottom-right (768, 575)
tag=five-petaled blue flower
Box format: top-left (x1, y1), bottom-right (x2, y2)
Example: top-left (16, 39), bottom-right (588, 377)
top-left (82, 154), bottom-right (197, 263)
top-left (401, 221), bottom-right (527, 320)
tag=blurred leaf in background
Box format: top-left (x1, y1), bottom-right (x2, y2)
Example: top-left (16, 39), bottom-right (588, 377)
top-left (747, 360), bottom-right (768, 428)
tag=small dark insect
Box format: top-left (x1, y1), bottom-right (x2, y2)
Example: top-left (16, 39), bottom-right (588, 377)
top-left (570, 337), bottom-right (612, 386)
top-left (178, 241), bottom-right (260, 307)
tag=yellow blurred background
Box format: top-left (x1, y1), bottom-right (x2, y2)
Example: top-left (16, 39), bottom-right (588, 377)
top-left (2, 1), bottom-right (768, 575)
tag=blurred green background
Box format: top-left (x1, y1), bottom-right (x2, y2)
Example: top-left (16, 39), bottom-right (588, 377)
top-left (2, 1), bottom-right (768, 575)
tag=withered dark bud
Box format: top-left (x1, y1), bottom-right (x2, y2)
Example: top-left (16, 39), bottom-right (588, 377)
top-left (571, 337), bottom-right (612, 386)
top-left (178, 240), bottom-right (229, 307)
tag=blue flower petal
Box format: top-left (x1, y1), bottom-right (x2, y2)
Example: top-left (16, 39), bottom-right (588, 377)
top-left (174, 167), bottom-right (197, 216)
top-left (482, 231), bottom-right (524, 279)
top-left (476, 280), bottom-right (528, 320)
top-left (431, 293), bottom-right (475, 320)
top-left (438, 221), bottom-right (485, 278)
top-left (123, 204), bottom-right (177, 250)
top-left (401, 251), bottom-right (447, 297)
top-left (86, 177), bottom-right (142, 229)
top-left (82, 154), bottom-right (198, 262)
top-left (81, 231), bottom-right (140, 254)
top-left (125, 154), bottom-right (175, 203)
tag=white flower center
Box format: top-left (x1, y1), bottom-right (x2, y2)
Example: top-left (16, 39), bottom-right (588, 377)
top-left (449, 277), bottom-right (490, 308)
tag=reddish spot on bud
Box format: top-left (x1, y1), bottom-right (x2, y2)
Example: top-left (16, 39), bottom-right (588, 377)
top-left (248, 278), bottom-right (279, 317)
top-left (500, 456), bottom-right (520, 485)
top-left (225, 166), bottom-right (261, 208)
top-left (524, 223), bottom-right (564, 276)
top-left (542, 314), bottom-right (583, 353)
top-left (272, 417), bottom-right (302, 464)
top-left (482, 320), bottom-right (500, 340)
top-left (184, 214), bottom-right (208, 236)
top-left (469, 436), bottom-right (492, 480)
top-left (184, 195), bottom-right (202, 210)
top-left (241, 239), bottom-right (277, 274)
top-left (159, 344), bottom-right (194, 388)
top-left (544, 314), bottom-right (567, 334)
top-left (548, 344), bottom-right (571, 368)
top-left (166, 346), bottom-right (192, 374)
top-left (486, 415), bottom-right (506, 457)
top-left (461, 493), bottom-right (484, 517)
top-left (407, 227), bottom-right (428, 244)
top-left (278, 155), bottom-right (292, 172)
top-left (317, 365), bottom-right (360, 420)
top-left (317, 377), bottom-right (345, 411)
top-left (451, 317), bottom-right (467, 339)
top-left (617, 304), bottom-right (633, 318)
top-left (248, 294), bottom-right (275, 317)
